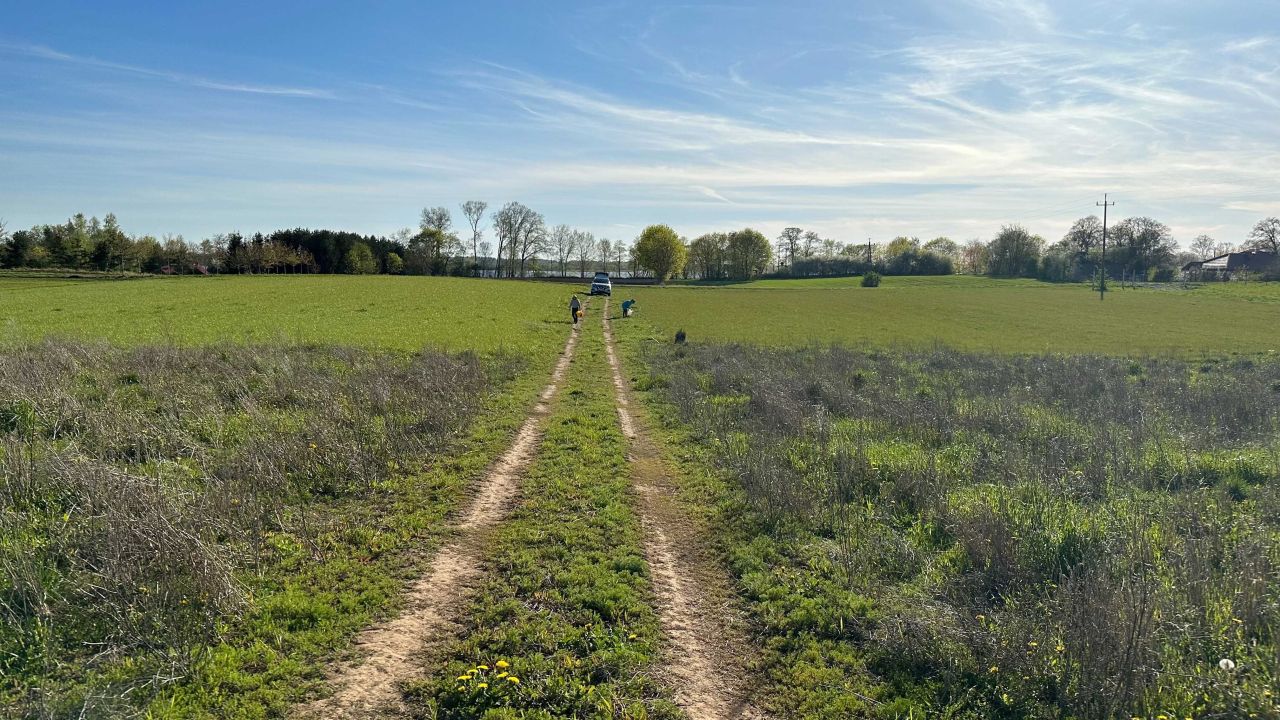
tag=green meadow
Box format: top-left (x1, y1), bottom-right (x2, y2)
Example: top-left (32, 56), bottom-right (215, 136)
top-left (624, 275), bottom-right (1280, 356)
top-left (5, 274), bottom-right (1280, 357)
top-left (5, 273), bottom-right (1280, 719)
top-left (0, 275), bottom-right (570, 357)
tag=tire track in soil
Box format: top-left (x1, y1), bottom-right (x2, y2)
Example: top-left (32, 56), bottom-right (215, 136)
top-left (295, 323), bottom-right (581, 719)
top-left (601, 303), bottom-right (764, 720)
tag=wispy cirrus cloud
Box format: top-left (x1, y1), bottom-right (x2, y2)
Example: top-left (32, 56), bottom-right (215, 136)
top-left (0, 42), bottom-right (335, 98)
top-left (0, 2), bottom-right (1277, 246)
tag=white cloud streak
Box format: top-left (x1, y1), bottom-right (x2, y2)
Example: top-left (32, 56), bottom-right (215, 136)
top-left (0, 42), bottom-right (334, 98)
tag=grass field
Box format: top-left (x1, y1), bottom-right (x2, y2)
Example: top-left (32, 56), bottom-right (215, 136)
top-left (5, 273), bottom-right (1280, 357)
top-left (623, 276), bottom-right (1280, 356)
top-left (612, 318), bottom-right (1280, 719)
top-left (5, 273), bottom-right (1280, 719)
top-left (0, 275), bottom-right (571, 355)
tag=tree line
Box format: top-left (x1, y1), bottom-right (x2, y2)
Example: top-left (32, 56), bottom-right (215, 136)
top-left (970, 215), bottom-right (1280, 282)
top-left (4, 209), bottom-right (1277, 283)
top-left (0, 203), bottom-right (632, 277)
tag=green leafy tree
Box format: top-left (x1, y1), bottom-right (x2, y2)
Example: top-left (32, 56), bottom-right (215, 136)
top-left (385, 252), bottom-right (404, 274)
top-left (90, 213), bottom-right (132, 271)
top-left (885, 236), bottom-right (920, 259)
top-left (726, 228), bottom-right (771, 280)
top-left (688, 233), bottom-right (728, 280)
top-left (406, 227), bottom-right (448, 275)
top-left (3, 227), bottom-right (35, 268)
top-left (1111, 217), bottom-right (1175, 276)
top-left (633, 224), bottom-right (688, 284)
top-left (344, 242), bottom-right (378, 274)
top-left (924, 236), bottom-right (958, 260)
top-left (987, 224), bottom-right (1043, 277)
top-left (1063, 216), bottom-right (1102, 257)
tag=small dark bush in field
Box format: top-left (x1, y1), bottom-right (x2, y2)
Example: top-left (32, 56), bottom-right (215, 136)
top-left (861, 271), bottom-right (881, 287)
top-left (644, 341), bottom-right (1280, 717)
top-left (0, 339), bottom-right (499, 713)
top-left (674, 328), bottom-right (686, 344)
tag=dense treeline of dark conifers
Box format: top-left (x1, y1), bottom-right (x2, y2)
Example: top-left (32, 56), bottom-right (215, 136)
top-left (0, 214), bottom-right (465, 276)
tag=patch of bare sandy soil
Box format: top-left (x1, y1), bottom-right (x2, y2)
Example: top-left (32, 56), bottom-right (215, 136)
top-left (294, 326), bottom-right (580, 719)
top-left (602, 304), bottom-right (765, 720)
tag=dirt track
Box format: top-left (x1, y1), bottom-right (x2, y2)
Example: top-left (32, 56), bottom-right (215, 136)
top-left (602, 303), bottom-right (763, 720)
top-left (295, 326), bottom-right (580, 719)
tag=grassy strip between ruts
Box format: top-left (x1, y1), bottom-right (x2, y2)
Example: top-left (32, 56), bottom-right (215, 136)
top-left (141, 352), bottom-right (560, 719)
top-left (611, 316), bottom-right (895, 718)
top-left (404, 316), bottom-right (684, 720)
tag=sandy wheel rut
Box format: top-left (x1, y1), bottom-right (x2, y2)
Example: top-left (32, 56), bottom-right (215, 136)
top-left (295, 326), bottom-right (580, 719)
top-left (602, 304), bottom-right (764, 720)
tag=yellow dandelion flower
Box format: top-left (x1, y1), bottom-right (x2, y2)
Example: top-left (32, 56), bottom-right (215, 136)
top-left (1028, 641), bottom-right (1038, 647)
top-left (495, 659), bottom-right (510, 669)
top-left (456, 675), bottom-right (471, 681)
top-left (1056, 642), bottom-right (1065, 652)
top-left (507, 676), bottom-right (521, 684)
top-left (476, 664), bottom-right (490, 671)
top-left (628, 633), bottom-right (637, 640)
top-left (1157, 715), bottom-right (1169, 720)
top-left (976, 614), bottom-right (985, 621)
top-left (988, 666), bottom-right (998, 674)
top-left (476, 682), bottom-right (488, 689)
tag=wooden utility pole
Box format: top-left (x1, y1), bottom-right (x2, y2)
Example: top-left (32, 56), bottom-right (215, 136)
top-left (1096, 193), bottom-right (1115, 301)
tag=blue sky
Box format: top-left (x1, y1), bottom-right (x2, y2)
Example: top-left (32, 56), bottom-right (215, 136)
top-left (1, 0), bottom-right (1277, 248)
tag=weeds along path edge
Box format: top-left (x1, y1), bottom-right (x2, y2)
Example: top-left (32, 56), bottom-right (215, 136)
top-left (602, 303), bottom-right (764, 720)
top-left (295, 322), bottom-right (582, 719)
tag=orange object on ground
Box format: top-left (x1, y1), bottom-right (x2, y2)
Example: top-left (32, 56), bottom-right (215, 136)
top-left (576, 310), bottom-right (584, 318)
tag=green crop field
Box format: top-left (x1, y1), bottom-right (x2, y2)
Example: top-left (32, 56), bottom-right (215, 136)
top-left (621, 275), bottom-right (1280, 356)
top-left (5, 274), bottom-right (1280, 358)
top-left (0, 275), bottom-right (572, 357)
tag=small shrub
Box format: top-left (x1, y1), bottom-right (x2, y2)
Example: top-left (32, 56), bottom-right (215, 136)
top-left (861, 271), bottom-right (881, 287)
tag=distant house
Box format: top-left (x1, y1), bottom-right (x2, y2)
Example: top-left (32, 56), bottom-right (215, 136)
top-left (1182, 249), bottom-right (1277, 280)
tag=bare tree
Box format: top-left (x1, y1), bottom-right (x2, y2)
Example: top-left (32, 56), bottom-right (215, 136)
top-left (1190, 234), bottom-right (1231, 259)
top-left (420, 207), bottom-right (452, 234)
top-left (575, 230), bottom-right (595, 277)
top-left (1246, 217), bottom-right (1280, 254)
top-left (1063, 215), bottom-right (1103, 256)
top-left (801, 230), bottom-right (820, 259)
top-left (492, 202), bottom-right (545, 278)
top-left (961, 239), bottom-right (990, 275)
top-left (517, 218), bottom-right (547, 278)
top-left (391, 227), bottom-right (414, 247)
top-left (612, 239), bottom-right (629, 276)
top-left (549, 224), bottom-right (578, 277)
top-left (597, 238), bottom-right (612, 274)
top-left (460, 201), bottom-right (487, 274)
top-left (778, 227), bottom-right (803, 273)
